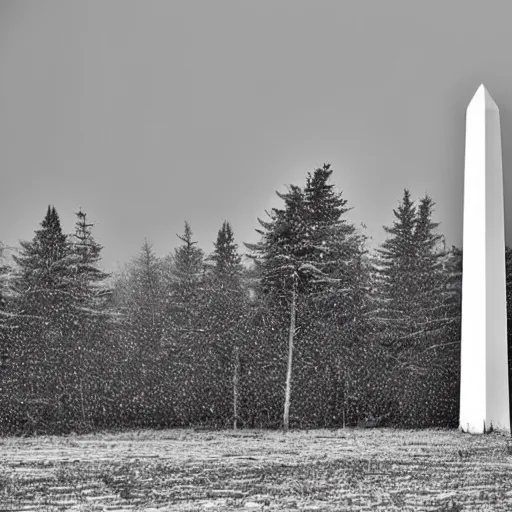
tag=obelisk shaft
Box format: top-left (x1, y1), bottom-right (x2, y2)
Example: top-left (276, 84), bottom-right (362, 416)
top-left (460, 84), bottom-right (510, 434)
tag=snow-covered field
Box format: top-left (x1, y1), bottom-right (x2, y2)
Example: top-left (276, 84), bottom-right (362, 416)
top-left (1, 428), bottom-right (512, 511)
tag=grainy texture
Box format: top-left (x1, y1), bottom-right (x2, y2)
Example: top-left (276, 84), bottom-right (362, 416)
top-left (1, 428), bottom-right (512, 511)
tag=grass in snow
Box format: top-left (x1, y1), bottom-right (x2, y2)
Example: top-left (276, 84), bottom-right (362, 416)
top-left (1, 427), bottom-right (512, 510)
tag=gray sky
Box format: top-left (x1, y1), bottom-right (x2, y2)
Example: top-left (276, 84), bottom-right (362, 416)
top-left (1, 0), bottom-right (512, 271)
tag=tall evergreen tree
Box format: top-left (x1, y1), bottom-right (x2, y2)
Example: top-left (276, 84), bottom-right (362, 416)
top-left (399, 196), bottom-right (459, 425)
top-left (372, 189), bottom-right (418, 350)
top-left (372, 192), bottom-right (459, 426)
top-left (9, 206), bottom-right (77, 431)
top-left (412, 196), bottom-right (447, 335)
top-left (70, 208), bottom-right (111, 314)
top-left (124, 240), bottom-right (166, 353)
top-left (247, 185), bottom-right (308, 431)
top-left (303, 164), bottom-right (357, 283)
top-left (68, 209), bottom-right (112, 428)
top-left (298, 164), bottom-right (369, 427)
top-left (162, 222), bottom-right (207, 424)
top-left (205, 221), bottom-right (246, 428)
top-left (113, 239), bottom-right (169, 426)
top-left (167, 221), bottom-right (205, 332)
top-left (13, 206), bottom-right (72, 321)
top-left (210, 221), bottom-right (243, 278)
top-left (3, 206), bottom-right (112, 432)
top-left (247, 165), bottom-right (366, 430)
top-left (173, 222), bottom-right (204, 278)
top-left (371, 190), bottom-right (419, 424)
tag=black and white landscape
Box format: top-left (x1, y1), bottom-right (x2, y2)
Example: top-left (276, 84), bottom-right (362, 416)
top-left (2, 1), bottom-right (512, 511)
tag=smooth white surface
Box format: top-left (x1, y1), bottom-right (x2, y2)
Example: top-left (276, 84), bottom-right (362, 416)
top-left (460, 84), bottom-right (510, 433)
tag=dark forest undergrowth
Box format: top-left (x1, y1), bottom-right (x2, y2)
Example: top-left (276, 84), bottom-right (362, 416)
top-left (2, 428), bottom-right (512, 511)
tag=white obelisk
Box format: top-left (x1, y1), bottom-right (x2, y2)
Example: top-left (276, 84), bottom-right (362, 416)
top-left (460, 84), bottom-right (510, 434)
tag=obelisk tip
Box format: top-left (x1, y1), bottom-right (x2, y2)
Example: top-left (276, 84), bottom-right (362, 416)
top-left (467, 84), bottom-right (499, 111)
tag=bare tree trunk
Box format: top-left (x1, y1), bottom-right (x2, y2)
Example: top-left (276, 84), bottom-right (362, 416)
top-left (342, 363), bottom-right (347, 428)
top-left (233, 345), bottom-right (240, 430)
top-left (343, 372), bottom-right (349, 428)
top-left (283, 276), bottom-right (297, 433)
top-left (78, 344), bottom-right (86, 426)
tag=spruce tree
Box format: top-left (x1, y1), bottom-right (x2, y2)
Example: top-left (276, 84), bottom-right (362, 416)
top-left (299, 164), bottom-right (367, 427)
top-left (206, 221), bottom-right (246, 428)
top-left (371, 190), bottom-right (419, 424)
top-left (13, 206), bottom-right (72, 321)
top-left (10, 206), bottom-right (77, 431)
top-left (373, 189), bottom-right (418, 350)
top-left (247, 185), bottom-right (307, 431)
top-left (303, 164), bottom-right (357, 283)
top-left (173, 222), bottom-right (204, 278)
top-left (125, 239), bottom-right (166, 353)
top-left (247, 166), bottom-right (366, 430)
top-left (210, 221), bottom-right (243, 278)
top-left (400, 196), bottom-right (457, 425)
top-left (115, 239), bottom-right (168, 426)
top-left (372, 192), bottom-right (459, 426)
top-left (167, 221), bottom-right (205, 332)
top-left (413, 196), bottom-right (447, 335)
top-left (68, 208), bottom-right (112, 428)
top-left (163, 222), bottom-right (207, 424)
top-left (70, 208), bottom-right (111, 315)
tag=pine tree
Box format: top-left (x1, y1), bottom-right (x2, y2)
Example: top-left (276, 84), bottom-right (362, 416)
top-left (13, 206), bottom-right (72, 321)
top-left (371, 190), bottom-right (419, 424)
top-left (372, 192), bottom-right (459, 426)
top-left (247, 166), bottom-right (366, 430)
top-left (173, 222), bottom-right (204, 278)
top-left (299, 164), bottom-right (368, 427)
top-left (125, 240), bottom-right (166, 353)
top-left (206, 221), bottom-right (246, 428)
top-left (162, 222), bottom-right (207, 425)
top-left (400, 196), bottom-right (458, 425)
top-left (167, 221), bottom-right (205, 331)
top-left (247, 185), bottom-right (308, 431)
top-left (10, 206), bottom-right (77, 432)
top-left (114, 239), bottom-right (169, 426)
top-left (372, 189), bottom-right (418, 350)
top-left (303, 164), bottom-right (357, 283)
top-left (70, 208), bottom-right (111, 315)
top-left (210, 221), bottom-right (243, 278)
top-left (413, 196), bottom-right (446, 334)
top-left (68, 208), bottom-right (112, 428)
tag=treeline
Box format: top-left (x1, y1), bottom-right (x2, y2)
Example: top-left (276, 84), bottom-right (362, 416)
top-left (0, 163), bottom-right (504, 435)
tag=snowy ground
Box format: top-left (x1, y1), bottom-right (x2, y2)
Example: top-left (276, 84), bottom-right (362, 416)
top-left (1, 428), bottom-right (512, 511)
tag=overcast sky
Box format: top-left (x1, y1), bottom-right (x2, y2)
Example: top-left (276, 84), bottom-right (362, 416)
top-left (1, 0), bottom-right (512, 271)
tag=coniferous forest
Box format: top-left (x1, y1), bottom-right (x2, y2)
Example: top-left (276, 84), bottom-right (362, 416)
top-left (0, 163), bottom-right (504, 436)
